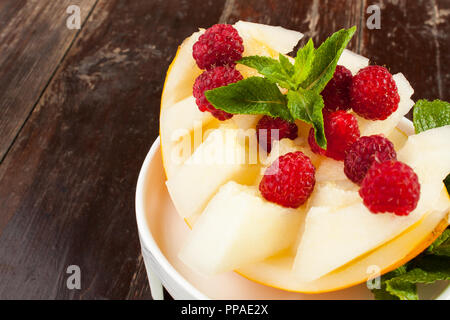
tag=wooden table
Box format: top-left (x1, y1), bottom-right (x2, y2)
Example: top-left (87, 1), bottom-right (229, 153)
top-left (0, 0), bottom-right (448, 299)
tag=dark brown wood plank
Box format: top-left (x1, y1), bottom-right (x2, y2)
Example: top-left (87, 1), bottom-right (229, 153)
top-left (0, 0), bottom-right (97, 162)
top-left (0, 0), bottom-right (226, 299)
top-left (360, 0), bottom-right (450, 116)
top-left (221, 0), bottom-right (364, 52)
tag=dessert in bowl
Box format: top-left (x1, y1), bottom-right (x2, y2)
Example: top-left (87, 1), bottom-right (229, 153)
top-left (139, 21), bottom-right (450, 299)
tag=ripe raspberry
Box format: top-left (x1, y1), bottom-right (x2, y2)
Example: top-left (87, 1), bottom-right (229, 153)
top-left (193, 66), bottom-right (243, 120)
top-left (322, 65), bottom-right (353, 112)
top-left (193, 24), bottom-right (244, 70)
top-left (308, 110), bottom-right (360, 161)
top-left (344, 135), bottom-right (397, 184)
top-left (350, 65), bottom-right (400, 120)
top-left (359, 160), bottom-right (420, 216)
top-left (259, 151), bottom-right (316, 208)
top-left (256, 116), bottom-right (298, 153)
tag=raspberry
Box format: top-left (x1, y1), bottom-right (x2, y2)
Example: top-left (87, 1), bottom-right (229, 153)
top-left (344, 135), bottom-right (397, 184)
top-left (322, 65), bottom-right (353, 112)
top-left (259, 152), bottom-right (316, 208)
top-left (350, 66), bottom-right (400, 120)
top-left (308, 110), bottom-right (360, 161)
top-left (193, 24), bottom-right (244, 70)
top-left (359, 160), bottom-right (420, 216)
top-left (193, 66), bottom-right (243, 120)
top-left (256, 116), bottom-right (298, 153)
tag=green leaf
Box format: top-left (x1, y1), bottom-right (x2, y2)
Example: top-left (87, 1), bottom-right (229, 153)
top-left (371, 266), bottom-right (410, 300)
top-left (300, 26), bottom-right (356, 93)
top-left (278, 53), bottom-right (295, 77)
top-left (205, 77), bottom-right (293, 121)
top-left (427, 229), bottom-right (450, 257)
top-left (287, 89), bottom-right (326, 148)
top-left (237, 56), bottom-right (296, 90)
top-left (413, 99), bottom-right (450, 133)
top-left (372, 253), bottom-right (450, 300)
top-left (293, 39), bottom-right (315, 86)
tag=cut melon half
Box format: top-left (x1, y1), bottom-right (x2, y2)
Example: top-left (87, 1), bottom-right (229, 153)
top-left (159, 22), bottom-right (450, 294)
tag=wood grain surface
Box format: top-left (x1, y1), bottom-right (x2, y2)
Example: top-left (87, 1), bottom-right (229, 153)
top-left (0, 0), bottom-right (448, 299)
top-left (0, 0), bottom-right (97, 162)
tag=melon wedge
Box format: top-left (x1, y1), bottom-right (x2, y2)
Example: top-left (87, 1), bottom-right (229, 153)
top-left (179, 181), bottom-right (305, 275)
top-left (166, 126), bottom-right (260, 224)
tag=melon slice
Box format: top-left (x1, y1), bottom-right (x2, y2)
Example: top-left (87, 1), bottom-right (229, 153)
top-left (161, 31), bottom-right (204, 110)
top-left (160, 96), bottom-right (217, 177)
top-left (234, 21), bottom-right (303, 56)
top-left (179, 181), bottom-right (305, 275)
top-left (308, 183), bottom-right (360, 209)
top-left (166, 126), bottom-right (260, 223)
top-left (357, 73), bottom-right (414, 137)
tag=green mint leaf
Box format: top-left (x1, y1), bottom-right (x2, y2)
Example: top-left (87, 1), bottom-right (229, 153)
top-left (372, 266), bottom-right (409, 300)
top-left (386, 255), bottom-right (450, 300)
top-left (205, 77), bottom-right (293, 121)
top-left (287, 89), bottom-right (326, 148)
top-left (300, 26), bottom-right (356, 93)
top-left (372, 251), bottom-right (450, 300)
top-left (413, 99), bottom-right (450, 133)
top-left (427, 229), bottom-right (450, 257)
top-left (237, 56), bottom-right (296, 90)
top-left (278, 53), bottom-right (295, 77)
top-left (444, 174), bottom-right (450, 194)
top-left (293, 38), bottom-right (315, 86)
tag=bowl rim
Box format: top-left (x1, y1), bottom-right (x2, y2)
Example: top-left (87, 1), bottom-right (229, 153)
top-left (135, 117), bottom-right (450, 300)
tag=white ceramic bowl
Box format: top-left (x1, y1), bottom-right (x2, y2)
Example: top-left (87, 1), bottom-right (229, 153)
top-left (135, 118), bottom-right (450, 300)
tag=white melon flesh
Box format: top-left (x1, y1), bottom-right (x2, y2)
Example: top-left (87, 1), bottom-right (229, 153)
top-left (308, 183), bottom-right (360, 209)
top-left (160, 96), bottom-right (216, 177)
top-left (234, 21), bottom-right (303, 56)
top-left (315, 158), bottom-right (348, 183)
top-left (166, 126), bottom-right (260, 222)
top-left (357, 73), bottom-right (414, 137)
top-left (161, 31), bottom-right (204, 110)
top-left (179, 181), bottom-right (304, 275)
top-left (337, 49), bottom-right (370, 75)
top-left (293, 203), bottom-right (428, 282)
top-left (232, 114), bottom-right (262, 130)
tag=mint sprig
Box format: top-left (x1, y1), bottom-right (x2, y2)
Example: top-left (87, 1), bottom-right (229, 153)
top-left (205, 26), bottom-right (357, 149)
top-left (413, 99), bottom-right (450, 133)
top-left (205, 77), bottom-right (293, 121)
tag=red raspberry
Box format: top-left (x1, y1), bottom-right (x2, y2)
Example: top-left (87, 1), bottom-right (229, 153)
top-left (359, 160), bottom-right (420, 216)
top-left (344, 135), bottom-right (397, 184)
top-left (259, 152), bottom-right (316, 208)
top-left (193, 24), bottom-right (244, 70)
top-left (350, 66), bottom-right (400, 120)
top-left (256, 116), bottom-right (298, 153)
top-left (322, 65), bottom-right (353, 112)
top-left (193, 66), bottom-right (243, 120)
top-left (308, 110), bottom-right (360, 161)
